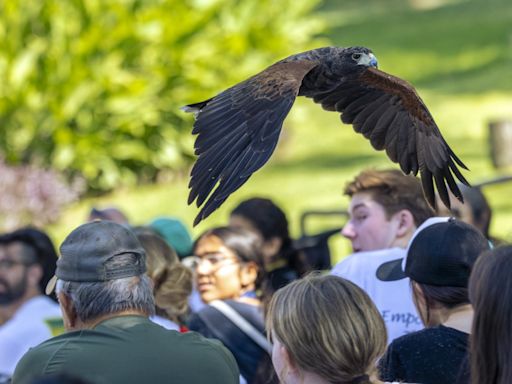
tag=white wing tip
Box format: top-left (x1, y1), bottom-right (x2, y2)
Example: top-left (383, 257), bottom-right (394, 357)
top-left (181, 105), bottom-right (200, 118)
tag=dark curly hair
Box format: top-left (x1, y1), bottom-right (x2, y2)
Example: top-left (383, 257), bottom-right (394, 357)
top-left (0, 227), bottom-right (58, 300)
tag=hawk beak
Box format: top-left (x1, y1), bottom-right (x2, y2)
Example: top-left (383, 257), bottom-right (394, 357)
top-left (369, 54), bottom-right (378, 68)
top-left (358, 53), bottom-right (378, 68)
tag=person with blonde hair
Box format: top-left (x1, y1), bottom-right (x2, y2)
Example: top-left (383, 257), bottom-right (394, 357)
top-left (134, 227), bottom-right (193, 331)
top-left (267, 274), bottom-right (396, 384)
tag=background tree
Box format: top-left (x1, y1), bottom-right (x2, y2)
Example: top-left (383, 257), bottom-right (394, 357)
top-left (0, 0), bottom-right (327, 191)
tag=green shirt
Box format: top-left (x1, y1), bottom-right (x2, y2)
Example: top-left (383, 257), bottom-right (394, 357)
top-left (13, 315), bottom-right (239, 384)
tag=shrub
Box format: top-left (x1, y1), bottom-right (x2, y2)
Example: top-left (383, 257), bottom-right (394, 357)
top-left (0, 158), bottom-right (83, 231)
top-left (0, 0), bottom-right (327, 191)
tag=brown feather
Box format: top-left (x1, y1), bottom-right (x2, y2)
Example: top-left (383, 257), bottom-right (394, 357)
top-left (184, 46), bottom-right (470, 224)
top-left (185, 59), bottom-right (318, 225)
top-left (360, 68), bottom-right (434, 125)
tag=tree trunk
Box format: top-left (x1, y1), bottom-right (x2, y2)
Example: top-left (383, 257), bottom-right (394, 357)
top-left (489, 120), bottom-right (512, 168)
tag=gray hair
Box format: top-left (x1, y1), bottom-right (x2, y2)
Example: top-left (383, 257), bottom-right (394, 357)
top-left (57, 254), bottom-right (155, 322)
top-left (56, 273), bottom-right (155, 323)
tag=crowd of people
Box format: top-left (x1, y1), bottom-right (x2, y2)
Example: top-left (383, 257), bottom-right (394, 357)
top-left (0, 168), bottom-right (510, 384)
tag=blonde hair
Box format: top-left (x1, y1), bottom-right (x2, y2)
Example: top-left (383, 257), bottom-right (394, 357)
top-left (136, 230), bottom-right (193, 321)
top-left (266, 274), bottom-right (387, 383)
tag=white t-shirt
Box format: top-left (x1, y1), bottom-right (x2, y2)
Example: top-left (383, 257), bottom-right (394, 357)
top-left (331, 247), bottom-right (423, 343)
top-left (0, 296), bottom-right (63, 376)
top-left (150, 315), bottom-right (180, 331)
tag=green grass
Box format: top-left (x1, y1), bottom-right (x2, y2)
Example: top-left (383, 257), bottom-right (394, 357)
top-left (49, 0), bottom-right (512, 262)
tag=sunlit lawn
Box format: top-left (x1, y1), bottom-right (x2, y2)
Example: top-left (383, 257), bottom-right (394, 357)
top-left (49, 0), bottom-right (512, 262)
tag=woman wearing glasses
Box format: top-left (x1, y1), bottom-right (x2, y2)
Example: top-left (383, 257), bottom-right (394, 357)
top-left (186, 226), bottom-right (274, 384)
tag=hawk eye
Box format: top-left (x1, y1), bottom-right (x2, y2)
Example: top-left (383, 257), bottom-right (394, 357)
top-left (352, 53), bottom-right (362, 60)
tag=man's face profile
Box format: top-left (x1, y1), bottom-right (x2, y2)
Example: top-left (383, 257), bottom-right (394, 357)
top-left (0, 243), bottom-right (32, 305)
top-left (341, 192), bottom-right (401, 252)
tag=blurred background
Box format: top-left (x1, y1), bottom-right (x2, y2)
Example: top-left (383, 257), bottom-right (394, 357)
top-left (1, 0), bottom-right (511, 262)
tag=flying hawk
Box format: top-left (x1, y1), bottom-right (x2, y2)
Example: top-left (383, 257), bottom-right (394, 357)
top-left (183, 46), bottom-right (469, 225)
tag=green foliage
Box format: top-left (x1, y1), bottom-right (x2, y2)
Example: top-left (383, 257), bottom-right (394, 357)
top-left (0, 0), bottom-right (327, 190)
top-left (49, 0), bottom-right (512, 262)
top-left (320, 0), bottom-right (512, 94)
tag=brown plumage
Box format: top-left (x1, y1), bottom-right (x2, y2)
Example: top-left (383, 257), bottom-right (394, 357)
top-left (183, 46), bottom-right (469, 225)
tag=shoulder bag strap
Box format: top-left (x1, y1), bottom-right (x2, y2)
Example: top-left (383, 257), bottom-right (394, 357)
top-left (209, 300), bottom-right (272, 354)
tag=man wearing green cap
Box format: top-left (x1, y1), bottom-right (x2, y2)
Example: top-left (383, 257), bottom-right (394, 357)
top-left (12, 221), bottom-right (239, 384)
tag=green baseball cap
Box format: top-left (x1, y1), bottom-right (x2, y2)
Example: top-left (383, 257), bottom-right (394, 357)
top-left (46, 221), bottom-right (146, 294)
top-left (149, 217), bottom-right (193, 259)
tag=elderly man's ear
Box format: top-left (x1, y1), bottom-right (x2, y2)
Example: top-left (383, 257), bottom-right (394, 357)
top-left (58, 292), bottom-right (78, 330)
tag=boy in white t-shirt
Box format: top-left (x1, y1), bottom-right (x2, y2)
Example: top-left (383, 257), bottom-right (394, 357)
top-left (331, 169), bottom-right (435, 343)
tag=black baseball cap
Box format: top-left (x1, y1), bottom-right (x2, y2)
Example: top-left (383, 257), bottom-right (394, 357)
top-left (376, 217), bottom-right (450, 282)
top-left (405, 218), bottom-right (491, 287)
top-left (46, 221), bottom-right (146, 294)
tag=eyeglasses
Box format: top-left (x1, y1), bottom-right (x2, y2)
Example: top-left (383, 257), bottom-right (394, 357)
top-left (182, 254), bottom-right (239, 271)
top-left (0, 259), bottom-right (34, 270)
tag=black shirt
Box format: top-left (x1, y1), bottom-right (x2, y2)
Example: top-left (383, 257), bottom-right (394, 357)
top-left (188, 300), bottom-right (266, 383)
top-left (379, 325), bottom-right (469, 384)
top-left (268, 266), bottom-right (298, 291)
